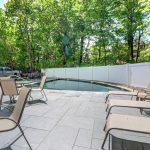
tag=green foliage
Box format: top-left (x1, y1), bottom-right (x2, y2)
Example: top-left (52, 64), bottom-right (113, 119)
top-left (0, 0), bottom-right (149, 70)
top-left (139, 45), bottom-right (150, 62)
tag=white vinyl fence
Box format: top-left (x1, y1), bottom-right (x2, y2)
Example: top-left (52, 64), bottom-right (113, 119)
top-left (42, 62), bottom-right (150, 88)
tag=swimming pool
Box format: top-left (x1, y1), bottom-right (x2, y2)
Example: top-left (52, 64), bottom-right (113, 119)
top-left (44, 79), bottom-right (126, 92)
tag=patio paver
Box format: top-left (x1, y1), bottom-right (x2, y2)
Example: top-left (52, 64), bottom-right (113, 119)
top-left (0, 89), bottom-right (150, 150)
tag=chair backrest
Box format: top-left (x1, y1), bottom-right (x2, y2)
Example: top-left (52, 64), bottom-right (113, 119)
top-left (39, 76), bottom-right (46, 89)
top-left (0, 77), bottom-right (10, 80)
top-left (0, 78), bottom-right (18, 96)
top-left (9, 86), bottom-right (31, 124)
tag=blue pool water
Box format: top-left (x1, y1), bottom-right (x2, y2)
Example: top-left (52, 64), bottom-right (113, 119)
top-left (44, 80), bottom-right (126, 92)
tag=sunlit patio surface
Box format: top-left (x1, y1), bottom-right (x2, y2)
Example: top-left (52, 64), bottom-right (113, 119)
top-left (0, 89), bottom-right (150, 150)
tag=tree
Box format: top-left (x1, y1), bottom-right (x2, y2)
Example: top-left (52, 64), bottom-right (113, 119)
top-left (0, 0), bottom-right (149, 70)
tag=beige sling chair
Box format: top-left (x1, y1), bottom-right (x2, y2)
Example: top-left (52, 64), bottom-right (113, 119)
top-left (102, 114), bottom-right (150, 150)
top-left (29, 76), bottom-right (48, 101)
top-left (105, 83), bottom-right (150, 104)
top-left (105, 91), bottom-right (138, 104)
top-left (0, 86), bottom-right (32, 149)
top-left (0, 78), bottom-right (19, 106)
top-left (105, 93), bottom-right (149, 119)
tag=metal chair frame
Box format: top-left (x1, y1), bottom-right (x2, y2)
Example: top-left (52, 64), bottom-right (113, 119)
top-left (105, 92), bottom-right (138, 104)
top-left (0, 117), bottom-right (32, 150)
top-left (29, 76), bottom-right (48, 102)
top-left (102, 127), bottom-right (150, 150)
top-left (0, 87), bottom-right (32, 150)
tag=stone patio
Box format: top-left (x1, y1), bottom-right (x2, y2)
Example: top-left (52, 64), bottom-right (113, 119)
top-left (0, 89), bottom-right (150, 150)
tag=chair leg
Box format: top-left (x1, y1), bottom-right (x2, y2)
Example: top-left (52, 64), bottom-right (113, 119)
top-left (106, 104), bottom-right (109, 112)
top-left (140, 108), bottom-right (143, 115)
top-left (42, 90), bottom-right (48, 101)
top-left (106, 108), bottom-right (112, 119)
top-left (29, 90), bottom-right (47, 102)
top-left (18, 125), bottom-right (32, 150)
top-left (103, 120), bottom-right (108, 131)
top-left (0, 94), bottom-right (3, 110)
top-left (105, 94), bottom-right (109, 103)
top-left (103, 123), bottom-right (106, 131)
top-left (29, 92), bottom-right (34, 102)
top-left (101, 130), bottom-right (110, 149)
top-left (109, 134), bottom-right (111, 150)
top-left (9, 96), bottom-right (13, 103)
top-left (131, 95), bottom-right (134, 100)
top-left (40, 90), bottom-right (45, 100)
top-left (12, 96), bottom-right (16, 103)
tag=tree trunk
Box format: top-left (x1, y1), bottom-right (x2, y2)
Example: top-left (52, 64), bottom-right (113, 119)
top-left (104, 47), bottom-right (106, 66)
top-left (62, 45), bottom-right (67, 65)
top-left (24, 2), bottom-right (32, 72)
top-left (27, 42), bottom-right (32, 72)
top-left (98, 46), bottom-right (101, 63)
top-left (103, 40), bottom-right (106, 66)
top-left (136, 30), bottom-right (141, 62)
top-left (128, 33), bottom-right (134, 61)
top-left (79, 36), bottom-right (84, 65)
top-left (85, 38), bottom-right (90, 63)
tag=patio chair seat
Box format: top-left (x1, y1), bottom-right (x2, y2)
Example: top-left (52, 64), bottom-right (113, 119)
top-left (107, 99), bottom-right (150, 110)
top-left (105, 90), bottom-right (140, 104)
top-left (0, 118), bottom-right (16, 131)
top-left (106, 114), bottom-right (150, 133)
top-left (102, 114), bottom-right (150, 149)
top-left (105, 83), bottom-right (150, 103)
top-left (105, 93), bottom-right (148, 119)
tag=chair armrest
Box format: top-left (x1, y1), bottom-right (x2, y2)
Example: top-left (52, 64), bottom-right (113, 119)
top-left (143, 89), bottom-right (150, 93)
top-left (0, 117), bottom-right (18, 125)
top-left (133, 86), bottom-right (149, 93)
top-left (132, 86), bottom-right (141, 92)
top-left (144, 94), bottom-right (150, 99)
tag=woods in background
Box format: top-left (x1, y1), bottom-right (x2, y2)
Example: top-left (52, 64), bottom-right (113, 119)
top-left (0, 0), bottom-right (150, 71)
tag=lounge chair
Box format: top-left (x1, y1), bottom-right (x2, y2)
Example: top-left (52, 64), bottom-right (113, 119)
top-left (105, 96), bottom-right (150, 119)
top-left (105, 91), bottom-right (138, 103)
top-left (0, 78), bottom-right (19, 105)
top-left (29, 76), bottom-right (48, 101)
top-left (0, 86), bottom-right (32, 149)
top-left (105, 83), bottom-right (150, 103)
top-left (102, 114), bottom-right (150, 150)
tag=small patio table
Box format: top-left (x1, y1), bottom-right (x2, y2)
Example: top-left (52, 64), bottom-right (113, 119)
top-left (16, 80), bottom-right (33, 88)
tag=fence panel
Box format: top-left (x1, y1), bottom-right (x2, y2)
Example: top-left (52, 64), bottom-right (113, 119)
top-left (129, 62), bottom-right (150, 87)
top-left (42, 62), bottom-right (150, 88)
top-left (65, 68), bottom-right (79, 79)
top-left (108, 65), bottom-right (129, 85)
top-left (78, 67), bottom-right (93, 80)
top-left (93, 66), bottom-right (109, 82)
top-left (54, 68), bottom-right (66, 78)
